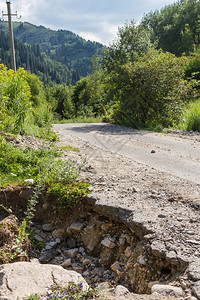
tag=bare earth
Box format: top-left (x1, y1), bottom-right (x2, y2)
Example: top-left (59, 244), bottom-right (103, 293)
top-left (53, 123), bottom-right (200, 282)
top-left (52, 124), bottom-right (200, 299)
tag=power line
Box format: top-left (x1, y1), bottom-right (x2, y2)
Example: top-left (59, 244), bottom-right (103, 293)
top-left (2, 1), bottom-right (17, 72)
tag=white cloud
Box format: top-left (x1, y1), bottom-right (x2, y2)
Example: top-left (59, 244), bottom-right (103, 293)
top-left (78, 32), bottom-right (102, 43)
top-left (0, 0), bottom-right (177, 45)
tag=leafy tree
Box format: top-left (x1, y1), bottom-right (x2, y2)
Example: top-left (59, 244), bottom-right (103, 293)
top-left (141, 0), bottom-right (200, 56)
top-left (72, 70), bottom-right (107, 117)
top-left (102, 21), bottom-right (152, 73)
top-left (110, 49), bottom-right (195, 127)
top-left (47, 84), bottom-right (75, 119)
top-left (25, 72), bottom-right (45, 105)
top-left (185, 46), bottom-right (200, 82)
top-left (24, 72), bottom-right (53, 129)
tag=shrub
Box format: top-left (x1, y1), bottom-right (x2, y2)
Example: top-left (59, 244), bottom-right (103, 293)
top-left (111, 49), bottom-right (195, 128)
top-left (0, 64), bottom-right (54, 140)
top-left (180, 99), bottom-right (200, 132)
top-left (185, 47), bottom-right (200, 82)
top-left (48, 181), bottom-right (91, 213)
top-left (0, 64), bottom-right (31, 139)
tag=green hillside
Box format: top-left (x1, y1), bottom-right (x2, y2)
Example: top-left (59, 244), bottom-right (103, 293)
top-left (0, 21), bottom-right (103, 84)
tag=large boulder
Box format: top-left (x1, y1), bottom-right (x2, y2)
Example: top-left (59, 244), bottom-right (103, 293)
top-left (0, 261), bottom-right (88, 300)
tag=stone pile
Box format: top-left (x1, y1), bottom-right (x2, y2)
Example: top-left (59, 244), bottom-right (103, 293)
top-left (33, 221), bottom-right (121, 286)
top-left (30, 214), bottom-right (186, 295)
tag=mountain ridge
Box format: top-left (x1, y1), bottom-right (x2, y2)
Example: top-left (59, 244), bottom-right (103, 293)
top-left (0, 20), bottom-right (103, 84)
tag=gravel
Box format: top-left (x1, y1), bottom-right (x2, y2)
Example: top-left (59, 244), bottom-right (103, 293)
top-left (53, 123), bottom-right (200, 267)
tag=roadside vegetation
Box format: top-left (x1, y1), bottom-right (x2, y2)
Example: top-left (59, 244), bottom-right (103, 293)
top-left (21, 282), bottom-right (95, 299)
top-left (39, 0), bottom-right (200, 132)
top-left (1, 1), bottom-right (199, 133)
top-left (0, 62), bottom-right (91, 270)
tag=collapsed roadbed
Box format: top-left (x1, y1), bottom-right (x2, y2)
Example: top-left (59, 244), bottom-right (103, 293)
top-left (0, 186), bottom-right (199, 299)
top-left (0, 128), bottom-right (200, 299)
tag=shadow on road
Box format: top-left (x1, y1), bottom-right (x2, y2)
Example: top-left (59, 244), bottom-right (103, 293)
top-left (62, 123), bottom-right (152, 136)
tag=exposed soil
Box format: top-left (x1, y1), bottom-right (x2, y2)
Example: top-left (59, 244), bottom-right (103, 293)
top-left (53, 125), bottom-right (200, 249)
top-left (52, 125), bottom-right (200, 298)
top-left (1, 128), bottom-right (200, 299)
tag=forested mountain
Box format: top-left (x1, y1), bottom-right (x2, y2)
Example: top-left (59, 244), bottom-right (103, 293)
top-left (0, 29), bottom-right (74, 84)
top-left (0, 21), bottom-right (103, 84)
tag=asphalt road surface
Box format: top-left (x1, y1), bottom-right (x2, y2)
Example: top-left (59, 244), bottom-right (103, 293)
top-left (53, 123), bottom-right (200, 184)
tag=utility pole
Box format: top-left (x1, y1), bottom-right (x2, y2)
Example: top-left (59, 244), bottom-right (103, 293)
top-left (3, 1), bottom-right (17, 72)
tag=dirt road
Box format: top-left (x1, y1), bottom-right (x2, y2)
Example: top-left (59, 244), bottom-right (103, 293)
top-left (54, 123), bottom-right (200, 184)
top-left (53, 123), bottom-right (200, 298)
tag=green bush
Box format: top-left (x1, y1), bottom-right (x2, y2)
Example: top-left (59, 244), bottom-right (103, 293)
top-left (72, 70), bottom-right (108, 118)
top-left (47, 84), bottom-right (75, 119)
top-left (24, 72), bottom-right (54, 138)
top-left (185, 47), bottom-right (200, 82)
top-left (0, 64), bottom-right (31, 139)
top-left (0, 142), bottom-right (91, 215)
top-left (0, 64), bottom-right (55, 140)
top-left (47, 158), bottom-right (91, 212)
top-left (180, 99), bottom-right (200, 132)
top-left (110, 49), bottom-right (194, 128)
top-left (48, 181), bottom-right (91, 213)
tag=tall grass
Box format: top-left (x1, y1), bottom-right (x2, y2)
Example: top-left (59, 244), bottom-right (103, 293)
top-left (22, 108), bottom-right (57, 140)
top-left (179, 98), bottom-right (200, 132)
top-left (53, 115), bottom-right (103, 124)
top-left (0, 142), bottom-right (60, 187)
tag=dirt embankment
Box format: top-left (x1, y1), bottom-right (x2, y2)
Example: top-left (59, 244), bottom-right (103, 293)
top-left (53, 124), bottom-right (200, 298)
top-left (1, 128), bottom-right (200, 299)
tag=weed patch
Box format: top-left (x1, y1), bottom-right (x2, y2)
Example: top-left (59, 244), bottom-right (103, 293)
top-left (54, 116), bottom-right (103, 124)
top-left (55, 145), bottom-right (80, 152)
top-left (178, 98), bottom-right (200, 132)
top-left (48, 181), bottom-right (91, 213)
top-left (0, 143), bottom-right (60, 187)
top-left (22, 282), bottom-right (94, 299)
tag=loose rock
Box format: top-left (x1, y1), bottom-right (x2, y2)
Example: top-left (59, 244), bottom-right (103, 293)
top-left (64, 248), bottom-right (79, 258)
top-left (68, 222), bottom-right (84, 233)
top-left (42, 223), bottom-right (53, 232)
top-left (192, 280), bottom-right (200, 300)
top-left (96, 282), bottom-right (110, 291)
top-left (61, 259), bottom-right (72, 268)
top-left (151, 284), bottom-right (184, 297)
top-left (39, 248), bottom-right (58, 263)
top-left (0, 262), bottom-right (88, 300)
top-left (115, 285), bottom-right (130, 296)
top-left (52, 229), bottom-right (65, 240)
top-left (101, 237), bottom-right (116, 249)
top-left (111, 261), bottom-right (124, 275)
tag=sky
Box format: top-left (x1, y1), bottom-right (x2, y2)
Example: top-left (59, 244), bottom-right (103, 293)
top-left (0, 0), bottom-right (176, 45)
